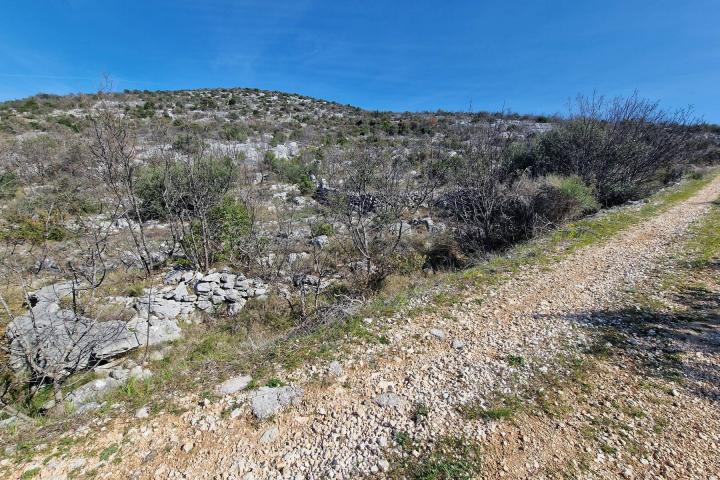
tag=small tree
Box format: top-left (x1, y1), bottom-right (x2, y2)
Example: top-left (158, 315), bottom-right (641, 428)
top-left (0, 202), bottom-right (123, 417)
top-left (161, 151), bottom-right (239, 271)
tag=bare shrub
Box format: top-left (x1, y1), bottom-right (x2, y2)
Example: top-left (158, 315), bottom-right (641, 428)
top-left (324, 145), bottom-right (447, 288)
top-left (536, 93), bottom-right (694, 205)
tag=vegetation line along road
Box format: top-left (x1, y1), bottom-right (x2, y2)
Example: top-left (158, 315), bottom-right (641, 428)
top-left (0, 88), bottom-right (718, 479)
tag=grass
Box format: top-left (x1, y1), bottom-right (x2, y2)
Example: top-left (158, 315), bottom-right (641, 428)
top-left (506, 355), bottom-right (525, 367)
top-left (683, 199), bottom-right (720, 267)
top-left (388, 436), bottom-right (483, 480)
top-left (20, 467), bottom-right (40, 479)
top-left (461, 394), bottom-right (522, 421)
top-left (98, 443), bottom-right (118, 462)
top-left (412, 402), bottom-right (430, 424)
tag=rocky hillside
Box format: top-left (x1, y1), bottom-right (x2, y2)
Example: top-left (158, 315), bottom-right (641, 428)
top-left (0, 88), bottom-right (718, 478)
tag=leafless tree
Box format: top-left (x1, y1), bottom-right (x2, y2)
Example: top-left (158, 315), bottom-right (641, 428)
top-left (325, 145), bottom-right (443, 288)
top-left (0, 204), bottom-right (124, 417)
top-left (88, 98), bottom-right (155, 276)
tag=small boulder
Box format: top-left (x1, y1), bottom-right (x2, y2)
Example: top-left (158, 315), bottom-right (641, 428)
top-left (196, 300), bottom-right (213, 311)
top-left (374, 392), bottom-right (403, 408)
top-left (203, 272), bottom-right (222, 283)
top-left (250, 386), bottom-right (304, 420)
top-left (164, 270), bottom-right (185, 285)
top-left (227, 301), bottom-right (246, 316)
top-left (430, 328), bottom-right (446, 340)
top-left (259, 426), bottom-right (279, 444)
top-left (215, 375), bottom-right (252, 396)
top-left (310, 235), bottom-right (329, 248)
top-left (173, 282), bottom-right (189, 302)
top-left (328, 361), bottom-right (343, 378)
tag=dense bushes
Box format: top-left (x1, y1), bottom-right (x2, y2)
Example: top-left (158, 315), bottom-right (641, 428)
top-left (444, 175), bottom-right (581, 253)
top-left (136, 165), bottom-right (168, 220)
top-left (208, 196), bottom-right (252, 261)
top-left (546, 175), bottom-right (599, 215)
top-left (533, 94), bottom-right (692, 206)
top-left (438, 94), bottom-right (694, 256)
top-left (0, 213), bottom-right (68, 244)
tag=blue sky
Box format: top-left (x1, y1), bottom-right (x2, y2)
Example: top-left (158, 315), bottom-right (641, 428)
top-left (1, 1), bottom-right (719, 120)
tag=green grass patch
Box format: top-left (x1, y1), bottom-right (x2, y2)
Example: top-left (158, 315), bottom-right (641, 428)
top-left (389, 436), bottom-right (483, 480)
top-left (461, 395), bottom-right (522, 421)
top-left (20, 467), bottom-right (40, 479)
top-left (99, 443), bottom-right (118, 462)
top-left (683, 201), bottom-right (720, 268)
top-left (507, 355), bottom-right (525, 367)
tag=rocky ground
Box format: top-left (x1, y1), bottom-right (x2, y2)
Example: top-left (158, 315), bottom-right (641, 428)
top-left (4, 176), bottom-right (720, 479)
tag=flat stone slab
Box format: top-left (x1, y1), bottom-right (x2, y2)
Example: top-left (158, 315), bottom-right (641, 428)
top-left (216, 375), bottom-right (252, 396)
top-left (374, 392), bottom-right (403, 408)
top-left (250, 386), bottom-right (304, 419)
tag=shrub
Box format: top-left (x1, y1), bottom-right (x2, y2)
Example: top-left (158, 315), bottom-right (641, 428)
top-left (136, 165), bottom-right (169, 220)
top-left (0, 171), bottom-right (19, 199)
top-left (310, 222), bottom-right (335, 237)
top-left (393, 250), bottom-right (427, 275)
top-left (164, 156), bottom-right (239, 270)
top-left (535, 93), bottom-right (693, 206)
top-left (547, 175), bottom-right (599, 215)
top-left (264, 151), bottom-right (316, 194)
top-left (444, 170), bottom-right (583, 254)
top-left (172, 134), bottom-right (203, 154)
top-left (220, 124), bottom-right (247, 142)
top-left (423, 237), bottom-right (471, 271)
top-left (0, 213), bottom-right (68, 244)
top-left (209, 196), bottom-right (252, 261)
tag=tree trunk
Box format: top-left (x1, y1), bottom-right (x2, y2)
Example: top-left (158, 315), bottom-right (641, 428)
top-left (51, 380), bottom-right (65, 417)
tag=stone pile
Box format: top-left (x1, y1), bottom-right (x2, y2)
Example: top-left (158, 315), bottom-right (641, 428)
top-left (160, 269), bottom-right (268, 317)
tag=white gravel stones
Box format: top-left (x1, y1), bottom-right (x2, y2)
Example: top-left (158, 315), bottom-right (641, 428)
top-left (227, 299), bottom-right (247, 316)
top-left (135, 407), bottom-right (149, 419)
top-left (20, 178), bottom-right (720, 479)
top-left (430, 328), bottom-right (446, 340)
top-left (328, 361), bottom-right (343, 377)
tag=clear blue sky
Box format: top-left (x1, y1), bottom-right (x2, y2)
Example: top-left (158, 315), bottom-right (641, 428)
top-left (1, 1), bottom-right (719, 120)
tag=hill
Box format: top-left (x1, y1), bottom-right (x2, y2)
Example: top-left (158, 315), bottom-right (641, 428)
top-left (0, 87), bottom-right (719, 478)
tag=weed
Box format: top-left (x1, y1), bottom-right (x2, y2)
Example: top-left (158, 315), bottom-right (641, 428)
top-left (99, 444), bottom-right (119, 462)
top-left (395, 431), bottom-right (413, 449)
top-left (388, 436), bottom-right (482, 480)
top-left (20, 468), bottom-right (40, 479)
top-left (461, 395), bottom-right (521, 421)
top-left (412, 402), bottom-right (430, 424)
top-left (507, 355), bottom-right (525, 367)
top-left (266, 378), bottom-right (283, 388)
